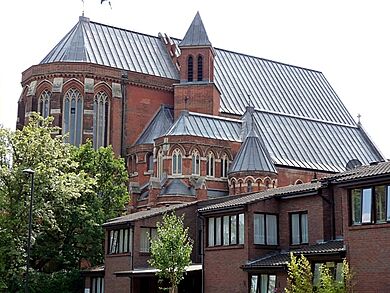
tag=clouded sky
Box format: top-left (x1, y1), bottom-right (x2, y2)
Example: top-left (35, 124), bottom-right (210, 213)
top-left (1, 0), bottom-right (389, 158)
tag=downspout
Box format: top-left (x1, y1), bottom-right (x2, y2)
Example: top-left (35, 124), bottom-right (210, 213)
top-left (121, 72), bottom-right (128, 158)
top-left (130, 224), bottom-right (134, 293)
top-left (198, 212), bottom-right (205, 293)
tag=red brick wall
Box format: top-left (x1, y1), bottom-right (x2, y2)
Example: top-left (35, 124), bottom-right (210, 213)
top-left (174, 83), bottom-right (220, 118)
top-left (204, 247), bottom-right (248, 293)
top-left (339, 185), bottom-right (390, 292)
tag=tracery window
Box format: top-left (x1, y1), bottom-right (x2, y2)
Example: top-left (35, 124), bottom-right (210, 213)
top-left (206, 151), bottom-right (215, 177)
top-left (38, 90), bottom-right (51, 118)
top-left (220, 154), bottom-right (229, 178)
top-left (63, 88), bottom-right (83, 146)
top-left (197, 55), bottom-right (203, 81)
top-left (187, 56), bottom-right (193, 82)
top-left (172, 149), bottom-right (182, 175)
top-left (192, 150), bottom-right (200, 175)
top-left (93, 91), bottom-right (109, 148)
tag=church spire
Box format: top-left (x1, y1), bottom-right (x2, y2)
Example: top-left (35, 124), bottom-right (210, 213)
top-left (179, 12), bottom-right (212, 47)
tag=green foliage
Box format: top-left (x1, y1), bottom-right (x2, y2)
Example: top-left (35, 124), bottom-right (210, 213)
top-left (286, 254), bottom-right (353, 293)
top-left (148, 212), bottom-right (193, 292)
top-left (0, 114), bottom-right (128, 292)
top-left (286, 253), bottom-right (314, 293)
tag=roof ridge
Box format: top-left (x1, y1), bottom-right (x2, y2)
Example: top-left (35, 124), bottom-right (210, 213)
top-left (254, 108), bottom-right (358, 128)
top-left (188, 111), bottom-right (241, 123)
top-left (88, 19), bottom-right (162, 41)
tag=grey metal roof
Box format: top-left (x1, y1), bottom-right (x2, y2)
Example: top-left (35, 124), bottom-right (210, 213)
top-left (179, 12), bottom-right (212, 47)
top-left (252, 110), bottom-right (383, 172)
top-left (165, 111), bottom-right (242, 142)
top-left (39, 16), bottom-right (384, 172)
top-left (40, 16), bottom-right (179, 79)
top-left (244, 240), bottom-right (345, 269)
top-left (229, 130), bottom-right (276, 174)
top-left (199, 181), bottom-right (321, 212)
top-left (103, 201), bottom-right (198, 227)
top-left (213, 49), bottom-right (355, 124)
top-left (160, 179), bottom-right (195, 196)
top-left (323, 160), bottom-right (390, 183)
top-left (135, 105), bottom-right (174, 145)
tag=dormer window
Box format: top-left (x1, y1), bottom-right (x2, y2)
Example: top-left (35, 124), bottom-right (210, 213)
top-left (187, 56), bottom-right (193, 82)
top-left (197, 55), bottom-right (203, 81)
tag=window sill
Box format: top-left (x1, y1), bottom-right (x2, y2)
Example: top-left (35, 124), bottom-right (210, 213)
top-left (349, 222), bottom-right (390, 230)
top-left (206, 244), bottom-right (244, 251)
top-left (106, 252), bottom-right (131, 258)
top-left (253, 244), bottom-right (279, 249)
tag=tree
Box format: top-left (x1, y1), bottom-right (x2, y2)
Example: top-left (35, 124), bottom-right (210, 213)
top-left (286, 253), bottom-right (313, 293)
top-left (148, 212), bottom-right (193, 293)
top-left (286, 253), bottom-right (353, 293)
top-left (0, 114), bottom-right (128, 292)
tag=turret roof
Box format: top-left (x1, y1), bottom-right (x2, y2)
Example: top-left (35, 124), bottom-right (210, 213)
top-left (179, 12), bottom-right (212, 47)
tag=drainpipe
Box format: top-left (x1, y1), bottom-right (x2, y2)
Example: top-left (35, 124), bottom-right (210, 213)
top-left (198, 212), bottom-right (205, 293)
top-left (121, 72), bottom-right (128, 158)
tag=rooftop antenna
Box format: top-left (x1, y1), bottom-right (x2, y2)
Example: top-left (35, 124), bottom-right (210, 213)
top-left (81, 0), bottom-right (85, 16)
top-left (357, 113), bottom-right (361, 125)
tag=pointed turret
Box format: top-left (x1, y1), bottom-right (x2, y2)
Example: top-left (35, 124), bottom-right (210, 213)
top-left (179, 12), bottom-right (212, 47)
top-left (174, 12), bottom-right (220, 118)
top-left (229, 106), bottom-right (277, 195)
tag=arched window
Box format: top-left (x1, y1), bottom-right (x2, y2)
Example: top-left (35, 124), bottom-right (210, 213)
top-left (172, 149), bottom-right (182, 175)
top-left (192, 150), bottom-right (200, 175)
top-left (232, 180), bottom-right (236, 195)
top-left (93, 91), bottom-right (110, 149)
top-left (128, 154), bottom-right (137, 174)
top-left (295, 179), bottom-right (303, 185)
top-left (247, 180), bottom-right (253, 193)
top-left (220, 154), bottom-right (229, 178)
top-left (157, 149), bottom-right (164, 178)
top-left (264, 178), bottom-right (271, 189)
top-left (197, 55), bottom-right (203, 81)
top-left (146, 152), bottom-right (154, 172)
top-left (38, 90), bottom-right (51, 118)
top-left (206, 151), bottom-right (215, 177)
top-left (63, 88), bottom-right (83, 146)
top-left (187, 56), bottom-right (193, 82)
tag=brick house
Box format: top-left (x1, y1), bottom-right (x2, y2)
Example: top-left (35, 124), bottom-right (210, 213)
top-left (15, 11), bottom-right (388, 293)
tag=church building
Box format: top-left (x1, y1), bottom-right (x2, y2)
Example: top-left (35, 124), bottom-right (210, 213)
top-left (16, 12), bottom-right (388, 293)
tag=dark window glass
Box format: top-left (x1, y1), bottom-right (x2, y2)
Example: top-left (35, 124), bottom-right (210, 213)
top-left (197, 55), bottom-right (203, 81)
top-left (187, 56), bottom-right (193, 82)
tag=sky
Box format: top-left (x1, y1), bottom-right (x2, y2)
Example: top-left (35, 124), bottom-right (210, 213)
top-left (0, 0), bottom-right (389, 158)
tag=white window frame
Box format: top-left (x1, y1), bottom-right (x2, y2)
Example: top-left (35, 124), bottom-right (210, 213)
top-left (38, 89), bottom-right (51, 118)
top-left (172, 149), bottom-right (182, 175)
top-left (63, 88), bottom-right (83, 146)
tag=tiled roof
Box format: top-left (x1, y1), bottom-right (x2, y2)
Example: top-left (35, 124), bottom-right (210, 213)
top-left (165, 111), bottom-right (242, 142)
top-left (103, 201), bottom-right (198, 227)
top-left (244, 240), bottom-right (345, 269)
top-left (179, 12), bottom-right (212, 47)
top-left (199, 181), bottom-right (321, 212)
top-left (135, 105), bottom-right (173, 145)
top-left (323, 160), bottom-right (390, 183)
